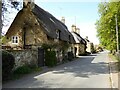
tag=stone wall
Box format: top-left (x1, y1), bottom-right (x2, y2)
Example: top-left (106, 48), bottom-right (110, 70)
top-left (7, 49), bottom-right (38, 69)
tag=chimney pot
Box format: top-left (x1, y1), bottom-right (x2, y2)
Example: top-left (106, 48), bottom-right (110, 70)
top-left (61, 17), bottom-right (65, 24)
top-left (71, 25), bottom-right (76, 32)
top-left (23, 0), bottom-right (34, 9)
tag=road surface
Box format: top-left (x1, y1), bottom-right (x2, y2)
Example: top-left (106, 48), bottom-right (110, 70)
top-left (3, 51), bottom-right (111, 88)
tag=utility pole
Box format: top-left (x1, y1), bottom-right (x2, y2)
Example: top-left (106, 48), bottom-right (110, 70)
top-left (115, 14), bottom-right (119, 53)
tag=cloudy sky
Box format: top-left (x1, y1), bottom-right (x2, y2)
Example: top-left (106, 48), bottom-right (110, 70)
top-left (2, 0), bottom-right (101, 45)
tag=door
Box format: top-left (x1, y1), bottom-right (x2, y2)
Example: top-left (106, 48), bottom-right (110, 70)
top-left (38, 47), bottom-right (44, 67)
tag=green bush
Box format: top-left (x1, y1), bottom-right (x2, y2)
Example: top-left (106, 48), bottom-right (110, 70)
top-left (45, 51), bottom-right (57, 67)
top-left (2, 50), bottom-right (15, 81)
top-left (13, 65), bottom-right (32, 74)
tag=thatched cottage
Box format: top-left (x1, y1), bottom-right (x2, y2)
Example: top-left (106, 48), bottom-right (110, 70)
top-left (3, 1), bottom-right (75, 66)
top-left (85, 36), bottom-right (95, 53)
top-left (71, 25), bottom-right (86, 56)
top-left (5, 1), bottom-right (74, 49)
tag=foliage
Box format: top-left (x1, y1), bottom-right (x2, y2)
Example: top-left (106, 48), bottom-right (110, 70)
top-left (42, 43), bottom-right (57, 51)
top-left (95, 2), bottom-right (120, 51)
top-left (60, 42), bottom-right (70, 58)
top-left (2, 50), bottom-right (15, 81)
top-left (45, 51), bottom-right (57, 67)
top-left (1, 35), bottom-right (10, 44)
top-left (13, 64), bottom-right (42, 74)
top-left (60, 42), bottom-right (70, 52)
top-left (13, 65), bottom-right (32, 74)
top-left (2, 0), bottom-right (22, 34)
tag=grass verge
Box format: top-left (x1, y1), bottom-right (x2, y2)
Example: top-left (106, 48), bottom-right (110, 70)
top-left (3, 65), bottom-right (42, 83)
top-left (109, 54), bottom-right (120, 71)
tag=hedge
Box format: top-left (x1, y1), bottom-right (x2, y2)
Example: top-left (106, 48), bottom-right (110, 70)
top-left (2, 50), bottom-right (15, 81)
top-left (45, 51), bottom-right (57, 67)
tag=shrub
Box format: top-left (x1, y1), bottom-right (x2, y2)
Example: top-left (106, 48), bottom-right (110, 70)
top-left (13, 65), bottom-right (32, 74)
top-left (2, 50), bottom-right (15, 81)
top-left (45, 51), bottom-right (57, 67)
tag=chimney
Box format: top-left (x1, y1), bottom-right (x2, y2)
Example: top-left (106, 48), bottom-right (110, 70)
top-left (23, 0), bottom-right (35, 10)
top-left (61, 17), bottom-right (65, 24)
top-left (76, 27), bottom-right (80, 35)
top-left (86, 36), bottom-right (88, 40)
top-left (71, 25), bottom-right (76, 33)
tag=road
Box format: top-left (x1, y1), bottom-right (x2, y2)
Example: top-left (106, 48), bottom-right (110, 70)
top-left (3, 51), bottom-right (111, 88)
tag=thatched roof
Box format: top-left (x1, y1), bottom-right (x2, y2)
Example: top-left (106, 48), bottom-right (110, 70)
top-left (32, 4), bottom-right (75, 43)
top-left (5, 4), bottom-right (75, 43)
top-left (71, 32), bottom-right (86, 45)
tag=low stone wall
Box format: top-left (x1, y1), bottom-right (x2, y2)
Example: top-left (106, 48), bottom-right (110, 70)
top-left (7, 49), bottom-right (38, 69)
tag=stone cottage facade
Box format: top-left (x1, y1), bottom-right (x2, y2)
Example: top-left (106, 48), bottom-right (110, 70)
top-left (5, 2), bottom-right (74, 50)
top-left (85, 36), bottom-right (95, 53)
top-left (71, 25), bottom-right (86, 56)
top-left (4, 1), bottom-right (75, 66)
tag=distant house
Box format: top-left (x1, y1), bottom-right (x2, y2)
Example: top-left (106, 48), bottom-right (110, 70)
top-left (84, 36), bottom-right (94, 53)
top-left (71, 25), bottom-right (86, 56)
top-left (4, 1), bottom-right (75, 63)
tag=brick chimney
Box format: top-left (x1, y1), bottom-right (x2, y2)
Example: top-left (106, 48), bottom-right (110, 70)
top-left (23, 0), bottom-right (35, 10)
top-left (71, 25), bottom-right (76, 33)
top-left (76, 27), bottom-right (80, 35)
top-left (61, 17), bottom-right (65, 24)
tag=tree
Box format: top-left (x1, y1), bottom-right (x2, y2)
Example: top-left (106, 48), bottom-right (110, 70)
top-left (2, 0), bottom-right (22, 35)
top-left (95, 1), bottom-right (120, 51)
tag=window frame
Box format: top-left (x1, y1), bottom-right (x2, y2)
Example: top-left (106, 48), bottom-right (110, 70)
top-left (12, 36), bottom-right (19, 44)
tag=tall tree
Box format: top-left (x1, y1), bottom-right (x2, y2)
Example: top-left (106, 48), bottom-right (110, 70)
top-left (95, 1), bottom-right (120, 51)
top-left (2, 0), bottom-right (22, 35)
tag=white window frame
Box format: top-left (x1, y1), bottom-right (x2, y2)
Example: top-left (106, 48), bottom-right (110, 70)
top-left (12, 36), bottom-right (19, 44)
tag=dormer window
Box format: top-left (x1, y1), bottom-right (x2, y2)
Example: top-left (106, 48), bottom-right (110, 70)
top-left (12, 36), bottom-right (18, 44)
top-left (56, 29), bottom-right (60, 39)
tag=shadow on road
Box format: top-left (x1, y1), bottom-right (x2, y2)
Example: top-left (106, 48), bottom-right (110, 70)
top-left (51, 55), bottom-right (109, 78)
top-left (3, 53), bottom-right (118, 88)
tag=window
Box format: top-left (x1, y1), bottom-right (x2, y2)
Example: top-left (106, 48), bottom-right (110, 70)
top-left (56, 30), bottom-right (60, 39)
top-left (12, 36), bottom-right (18, 44)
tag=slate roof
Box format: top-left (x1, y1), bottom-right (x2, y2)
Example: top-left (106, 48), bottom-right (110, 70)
top-left (71, 32), bottom-right (86, 45)
top-left (32, 4), bottom-right (75, 43)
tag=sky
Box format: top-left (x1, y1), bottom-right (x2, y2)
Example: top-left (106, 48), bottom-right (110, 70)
top-left (2, 0), bottom-right (101, 45)
top-left (35, 1), bottom-right (100, 45)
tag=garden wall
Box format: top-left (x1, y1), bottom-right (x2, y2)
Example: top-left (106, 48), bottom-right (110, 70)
top-left (7, 49), bottom-right (38, 69)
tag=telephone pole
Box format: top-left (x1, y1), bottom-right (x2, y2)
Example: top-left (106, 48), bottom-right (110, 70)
top-left (115, 14), bottom-right (119, 53)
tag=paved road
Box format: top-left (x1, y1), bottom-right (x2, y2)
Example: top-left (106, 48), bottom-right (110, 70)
top-left (3, 51), bottom-right (111, 88)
